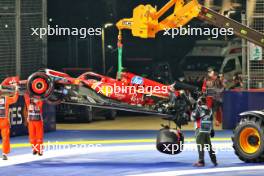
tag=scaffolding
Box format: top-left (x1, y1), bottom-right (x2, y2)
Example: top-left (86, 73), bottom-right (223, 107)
top-left (0, 0), bottom-right (47, 81)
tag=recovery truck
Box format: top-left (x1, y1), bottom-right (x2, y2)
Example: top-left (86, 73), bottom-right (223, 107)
top-left (116, 0), bottom-right (264, 162)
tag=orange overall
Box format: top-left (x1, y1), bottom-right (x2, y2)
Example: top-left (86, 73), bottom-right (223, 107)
top-left (24, 94), bottom-right (44, 154)
top-left (0, 92), bottom-right (19, 154)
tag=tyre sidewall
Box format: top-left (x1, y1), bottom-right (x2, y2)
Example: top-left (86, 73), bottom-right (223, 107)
top-left (105, 110), bottom-right (117, 120)
top-left (234, 120), bottom-right (264, 161)
top-left (27, 72), bottom-right (54, 99)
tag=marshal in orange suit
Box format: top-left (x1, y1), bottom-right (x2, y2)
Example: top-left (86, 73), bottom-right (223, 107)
top-left (24, 93), bottom-right (44, 156)
top-left (0, 79), bottom-right (19, 160)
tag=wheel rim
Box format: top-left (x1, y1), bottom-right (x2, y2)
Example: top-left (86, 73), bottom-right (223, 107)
top-left (239, 127), bottom-right (261, 154)
top-left (31, 78), bottom-right (48, 94)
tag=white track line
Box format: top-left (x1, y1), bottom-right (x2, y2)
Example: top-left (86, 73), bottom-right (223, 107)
top-left (128, 166), bottom-right (264, 176)
top-left (0, 145), bottom-right (153, 167)
top-left (0, 143), bottom-right (232, 167)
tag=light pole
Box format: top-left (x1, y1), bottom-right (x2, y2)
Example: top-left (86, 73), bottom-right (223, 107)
top-left (102, 23), bottom-right (113, 74)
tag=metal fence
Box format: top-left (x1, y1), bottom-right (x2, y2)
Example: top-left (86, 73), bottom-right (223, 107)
top-left (247, 0), bottom-right (264, 88)
top-left (0, 0), bottom-right (16, 81)
top-left (0, 0), bottom-right (47, 81)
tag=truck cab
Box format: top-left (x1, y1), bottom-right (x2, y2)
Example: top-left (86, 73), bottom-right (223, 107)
top-left (180, 39), bottom-right (242, 86)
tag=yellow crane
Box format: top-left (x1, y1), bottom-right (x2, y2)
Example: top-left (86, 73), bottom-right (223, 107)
top-left (116, 0), bottom-right (264, 46)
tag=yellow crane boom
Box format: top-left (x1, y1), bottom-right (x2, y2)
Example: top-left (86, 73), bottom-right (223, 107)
top-left (116, 0), bottom-right (264, 47)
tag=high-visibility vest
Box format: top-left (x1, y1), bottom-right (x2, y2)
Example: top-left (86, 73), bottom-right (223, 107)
top-left (203, 78), bottom-right (224, 102)
top-left (28, 102), bottom-right (42, 121)
top-left (200, 114), bottom-right (213, 133)
top-left (192, 105), bottom-right (213, 133)
top-left (0, 97), bottom-right (6, 118)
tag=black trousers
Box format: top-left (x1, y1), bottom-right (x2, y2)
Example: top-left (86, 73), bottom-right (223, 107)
top-left (195, 129), bottom-right (217, 164)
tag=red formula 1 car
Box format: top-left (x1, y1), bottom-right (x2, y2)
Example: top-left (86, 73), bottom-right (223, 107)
top-left (1, 69), bottom-right (195, 125)
top-left (1, 69), bottom-right (197, 155)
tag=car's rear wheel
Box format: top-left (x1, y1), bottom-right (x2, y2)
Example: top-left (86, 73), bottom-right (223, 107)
top-left (83, 106), bottom-right (94, 123)
top-left (27, 72), bottom-right (54, 99)
top-left (232, 116), bottom-right (264, 163)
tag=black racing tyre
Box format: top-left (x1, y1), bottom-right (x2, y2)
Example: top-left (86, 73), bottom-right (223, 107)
top-left (27, 72), bottom-right (54, 99)
top-left (105, 110), bottom-right (117, 120)
top-left (83, 106), bottom-right (94, 123)
top-left (156, 128), bottom-right (184, 155)
top-left (232, 116), bottom-right (264, 163)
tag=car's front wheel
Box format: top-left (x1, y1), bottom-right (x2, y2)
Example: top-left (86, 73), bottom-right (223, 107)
top-left (105, 110), bottom-right (117, 120)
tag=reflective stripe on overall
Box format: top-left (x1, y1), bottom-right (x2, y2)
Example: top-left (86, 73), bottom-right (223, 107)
top-left (28, 102), bottom-right (42, 121)
top-left (0, 97), bottom-right (6, 118)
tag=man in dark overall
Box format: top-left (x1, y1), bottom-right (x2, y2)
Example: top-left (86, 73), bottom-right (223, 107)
top-left (191, 96), bottom-right (217, 167)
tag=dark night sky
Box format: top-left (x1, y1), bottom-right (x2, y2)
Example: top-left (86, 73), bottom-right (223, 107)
top-left (47, 0), bottom-right (244, 78)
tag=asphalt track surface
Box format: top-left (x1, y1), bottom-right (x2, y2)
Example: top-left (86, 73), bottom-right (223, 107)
top-left (0, 130), bottom-right (263, 176)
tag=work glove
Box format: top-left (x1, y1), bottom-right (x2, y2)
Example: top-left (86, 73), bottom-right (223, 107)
top-left (13, 83), bottom-right (19, 92)
top-left (210, 129), bottom-right (215, 138)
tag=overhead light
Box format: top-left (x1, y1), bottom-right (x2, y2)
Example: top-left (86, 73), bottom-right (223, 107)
top-left (104, 23), bottom-right (113, 28)
top-left (107, 45), bottom-right (113, 49)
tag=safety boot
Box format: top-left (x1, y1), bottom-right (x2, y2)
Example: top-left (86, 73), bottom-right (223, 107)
top-left (193, 161), bottom-right (205, 167)
top-left (2, 154), bottom-right (8, 160)
top-left (212, 161), bottom-right (218, 167)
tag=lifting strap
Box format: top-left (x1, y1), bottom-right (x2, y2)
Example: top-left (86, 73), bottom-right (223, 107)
top-left (117, 31), bottom-right (123, 80)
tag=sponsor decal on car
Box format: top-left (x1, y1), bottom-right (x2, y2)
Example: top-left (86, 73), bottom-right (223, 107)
top-left (91, 82), bottom-right (102, 90)
top-left (131, 76), bottom-right (144, 85)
